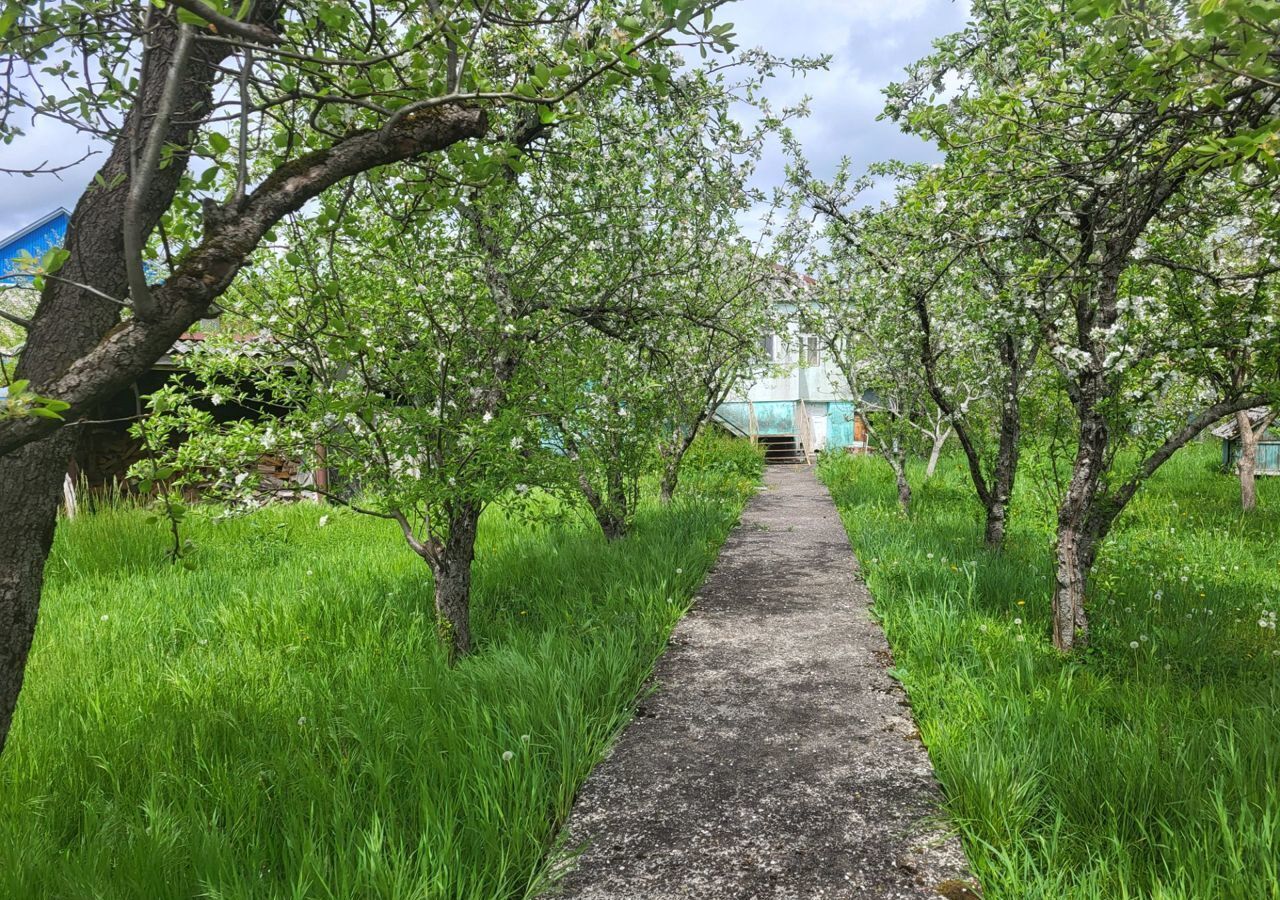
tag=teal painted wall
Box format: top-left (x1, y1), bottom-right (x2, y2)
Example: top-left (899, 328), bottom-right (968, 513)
top-left (715, 401), bottom-right (795, 436)
top-left (1223, 440), bottom-right (1280, 474)
top-left (753, 401), bottom-right (795, 435)
top-left (827, 401), bottom-right (857, 448)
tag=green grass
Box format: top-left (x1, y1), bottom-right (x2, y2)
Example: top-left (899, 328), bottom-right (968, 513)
top-left (0, 439), bottom-right (761, 899)
top-left (821, 444), bottom-right (1280, 899)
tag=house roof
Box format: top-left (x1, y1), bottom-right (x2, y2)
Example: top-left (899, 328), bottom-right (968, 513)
top-left (1211, 408), bottom-right (1276, 440)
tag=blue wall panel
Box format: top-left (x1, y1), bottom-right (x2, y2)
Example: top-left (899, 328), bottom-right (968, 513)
top-left (0, 210), bottom-right (70, 284)
top-left (753, 401), bottom-right (795, 435)
top-left (1224, 439), bottom-right (1280, 475)
top-left (827, 401), bottom-right (857, 448)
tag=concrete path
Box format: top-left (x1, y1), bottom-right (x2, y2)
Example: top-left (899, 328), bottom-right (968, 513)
top-left (553, 465), bottom-right (978, 900)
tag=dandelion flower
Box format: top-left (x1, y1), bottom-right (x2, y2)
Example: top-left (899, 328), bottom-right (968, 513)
top-left (1129, 641), bottom-right (1139, 649)
top-left (298, 716), bottom-right (308, 726)
top-left (318, 515), bottom-right (329, 528)
top-left (1013, 617), bottom-right (1022, 626)
top-left (99, 614), bottom-right (109, 622)
top-left (502, 750), bottom-right (515, 762)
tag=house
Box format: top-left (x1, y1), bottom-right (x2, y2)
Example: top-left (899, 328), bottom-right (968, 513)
top-left (1212, 409), bottom-right (1280, 476)
top-left (715, 316), bottom-right (866, 465)
top-left (0, 207), bottom-right (70, 284)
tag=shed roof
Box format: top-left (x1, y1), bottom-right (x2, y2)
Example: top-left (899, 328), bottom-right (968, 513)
top-left (1211, 408), bottom-right (1277, 440)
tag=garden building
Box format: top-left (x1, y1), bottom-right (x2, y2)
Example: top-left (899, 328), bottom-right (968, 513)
top-left (0, 207), bottom-right (70, 284)
top-left (1213, 409), bottom-right (1280, 476)
top-left (715, 316), bottom-right (865, 464)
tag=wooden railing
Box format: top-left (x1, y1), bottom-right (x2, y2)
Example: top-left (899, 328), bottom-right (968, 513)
top-left (796, 399), bottom-right (817, 466)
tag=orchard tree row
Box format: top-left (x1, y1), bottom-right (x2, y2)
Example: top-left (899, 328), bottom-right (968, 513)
top-left (0, 1), bottom-right (801, 756)
top-left (788, 0), bottom-right (1280, 651)
top-left (147, 70), bottom-right (784, 661)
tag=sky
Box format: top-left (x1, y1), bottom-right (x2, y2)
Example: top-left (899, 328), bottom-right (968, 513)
top-left (0, 0), bottom-right (970, 241)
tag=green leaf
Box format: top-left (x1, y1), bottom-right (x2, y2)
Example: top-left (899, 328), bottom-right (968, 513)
top-left (0, 5), bottom-right (19, 37)
top-left (208, 131), bottom-right (231, 155)
top-left (40, 247), bottom-right (70, 275)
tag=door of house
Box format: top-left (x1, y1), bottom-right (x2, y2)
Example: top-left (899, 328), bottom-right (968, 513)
top-left (811, 413), bottom-right (828, 451)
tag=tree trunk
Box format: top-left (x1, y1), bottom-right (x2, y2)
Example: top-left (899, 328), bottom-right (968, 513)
top-left (1236, 410), bottom-right (1260, 512)
top-left (983, 500), bottom-right (1008, 550)
top-left (1051, 415), bottom-right (1108, 651)
top-left (0, 22), bottom-right (231, 755)
top-left (983, 343), bottom-right (1024, 551)
top-left (1052, 522), bottom-right (1093, 652)
top-left (578, 462), bottom-right (631, 540)
top-left (925, 426), bottom-right (950, 479)
top-left (597, 511), bottom-right (629, 541)
top-left (894, 466), bottom-right (912, 514)
top-left (659, 459), bottom-right (680, 505)
top-left (0, 433), bottom-right (76, 755)
top-left (887, 440), bottom-right (912, 515)
top-left (601, 469), bottom-right (631, 540)
top-left (430, 502), bottom-right (481, 664)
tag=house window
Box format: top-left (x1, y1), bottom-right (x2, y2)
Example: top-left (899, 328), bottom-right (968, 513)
top-left (800, 335), bottom-right (821, 367)
top-left (761, 333), bottom-right (777, 361)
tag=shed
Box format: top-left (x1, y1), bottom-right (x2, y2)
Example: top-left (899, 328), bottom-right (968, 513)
top-left (1212, 409), bottom-right (1280, 475)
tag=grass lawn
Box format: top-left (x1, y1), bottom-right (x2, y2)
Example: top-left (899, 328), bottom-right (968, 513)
top-left (822, 444), bottom-right (1280, 900)
top-left (0, 440), bottom-right (760, 899)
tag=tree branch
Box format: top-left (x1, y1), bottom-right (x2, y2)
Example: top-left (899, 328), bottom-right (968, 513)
top-left (0, 104), bottom-right (488, 456)
top-left (125, 22), bottom-right (195, 320)
top-left (167, 0), bottom-right (282, 44)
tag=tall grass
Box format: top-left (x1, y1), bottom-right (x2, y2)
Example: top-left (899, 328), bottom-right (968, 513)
top-left (0, 439), bottom-right (761, 899)
top-left (822, 445), bottom-right (1280, 899)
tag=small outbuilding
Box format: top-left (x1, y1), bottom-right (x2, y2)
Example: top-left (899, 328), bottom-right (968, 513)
top-left (1213, 409), bottom-right (1280, 475)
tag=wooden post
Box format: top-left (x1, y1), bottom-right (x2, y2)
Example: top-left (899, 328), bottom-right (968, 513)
top-left (313, 443), bottom-right (329, 495)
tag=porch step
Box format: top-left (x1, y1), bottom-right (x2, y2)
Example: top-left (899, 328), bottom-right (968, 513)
top-left (758, 434), bottom-right (805, 465)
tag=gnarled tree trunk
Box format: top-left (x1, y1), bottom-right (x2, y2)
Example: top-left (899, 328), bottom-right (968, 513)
top-left (982, 337), bottom-right (1025, 551)
top-left (429, 502), bottom-right (481, 664)
top-left (0, 434), bottom-right (77, 754)
top-left (593, 468), bottom-right (632, 541)
top-left (0, 25), bottom-right (230, 756)
top-left (1051, 412), bottom-right (1109, 651)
